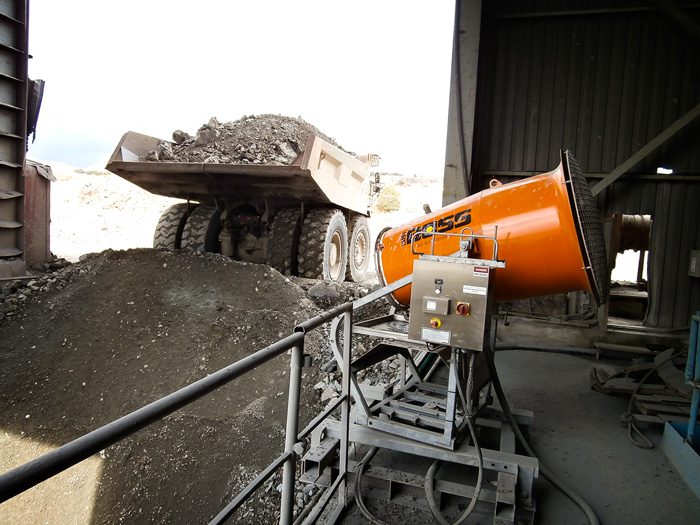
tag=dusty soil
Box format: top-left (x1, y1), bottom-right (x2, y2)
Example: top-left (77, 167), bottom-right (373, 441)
top-left (145, 114), bottom-right (349, 165)
top-left (0, 249), bottom-right (329, 524)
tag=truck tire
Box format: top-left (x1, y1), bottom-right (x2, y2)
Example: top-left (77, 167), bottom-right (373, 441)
top-left (267, 208), bottom-right (301, 275)
top-left (298, 208), bottom-right (348, 282)
top-left (346, 215), bottom-right (371, 281)
top-left (153, 203), bottom-right (193, 250)
top-left (181, 205), bottom-right (220, 253)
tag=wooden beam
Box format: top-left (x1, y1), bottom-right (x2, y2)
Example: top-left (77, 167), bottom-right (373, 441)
top-left (591, 101), bottom-right (700, 196)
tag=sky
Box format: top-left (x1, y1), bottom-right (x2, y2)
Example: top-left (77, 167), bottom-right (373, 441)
top-left (27, 1), bottom-right (455, 177)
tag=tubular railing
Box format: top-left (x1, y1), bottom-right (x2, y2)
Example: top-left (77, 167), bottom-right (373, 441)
top-left (0, 301), bottom-right (355, 525)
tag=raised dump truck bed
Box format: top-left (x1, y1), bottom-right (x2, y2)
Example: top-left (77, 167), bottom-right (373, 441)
top-left (106, 131), bottom-right (378, 283)
top-left (106, 131), bottom-right (373, 215)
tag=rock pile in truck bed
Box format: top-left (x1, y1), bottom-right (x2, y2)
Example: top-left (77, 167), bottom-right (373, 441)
top-left (144, 114), bottom-right (349, 165)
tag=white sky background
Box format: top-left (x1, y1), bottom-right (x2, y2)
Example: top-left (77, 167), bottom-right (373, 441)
top-left (27, 0), bottom-right (455, 177)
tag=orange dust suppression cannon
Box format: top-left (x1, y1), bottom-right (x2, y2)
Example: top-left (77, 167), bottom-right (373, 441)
top-left (376, 151), bottom-right (608, 306)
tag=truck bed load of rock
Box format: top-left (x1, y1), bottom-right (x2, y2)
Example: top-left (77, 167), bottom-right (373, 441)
top-left (144, 114), bottom-right (350, 165)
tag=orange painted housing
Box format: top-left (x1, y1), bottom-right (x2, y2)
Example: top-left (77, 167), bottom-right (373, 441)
top-left (376, 154), bottom-right (604, 306)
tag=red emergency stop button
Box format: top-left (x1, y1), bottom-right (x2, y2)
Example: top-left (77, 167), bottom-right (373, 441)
top-left (456, 302), bottom-right (471, 316)
top-left (429, 317), bottom-right (442, 328)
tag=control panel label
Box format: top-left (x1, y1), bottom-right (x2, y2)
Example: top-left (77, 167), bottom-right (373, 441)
top-left (473, 266), bottom-right (489, 277)
top-left (421, 327), bottom-right (451, 344)
top-left (462, 284), bottom-right (487, 296)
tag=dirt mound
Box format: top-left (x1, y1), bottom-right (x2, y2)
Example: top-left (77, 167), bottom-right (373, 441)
top-left (0, 249), bottom-right (328, 524)
top-left (144, 114), bottom-right (349, 165)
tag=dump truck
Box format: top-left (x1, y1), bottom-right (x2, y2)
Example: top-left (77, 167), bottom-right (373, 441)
top-left (106, 129), bottom-right (380, 282)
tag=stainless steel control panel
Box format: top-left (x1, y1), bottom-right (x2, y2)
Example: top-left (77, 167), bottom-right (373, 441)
top-left (407, 258), bottom-right (492, 351)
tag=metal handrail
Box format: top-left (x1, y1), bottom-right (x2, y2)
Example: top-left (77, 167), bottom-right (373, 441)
top-left (410, 227), bottom-right (501, 261)
top-left (0, 301), bottom-right (356, 525)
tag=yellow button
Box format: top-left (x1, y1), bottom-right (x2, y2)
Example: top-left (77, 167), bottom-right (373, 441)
top-left (430, 317), bottom-right (441, 328)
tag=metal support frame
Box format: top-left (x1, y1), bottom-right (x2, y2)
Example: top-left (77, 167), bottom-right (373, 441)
top-left (652, 0), bottom-right (700, 42)
top-left (591, 101), bottom-right (700, 195)
top-left (309, 256), bottom-right (538, 522)
top-left (317, 418), bottom-right (538, 522)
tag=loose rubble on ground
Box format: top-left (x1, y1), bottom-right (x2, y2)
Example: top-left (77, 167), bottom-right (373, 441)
top-left (0, 249), bottom-right (403, 523)
top-left (143, 114), bottom-right (350, 165)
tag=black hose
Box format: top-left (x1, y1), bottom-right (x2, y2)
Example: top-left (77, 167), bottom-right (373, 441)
top-left (622, 350), bottom-right (685, 449)
top-left (482, 345), bottom-right (601, 525)
top-left (354, 446), bottom-right (387, 525)
top-left (424, 352), bottom-right (483, 525)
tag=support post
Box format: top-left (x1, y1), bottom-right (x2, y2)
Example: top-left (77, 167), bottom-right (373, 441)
top-left (652, 0), bottom-right (700, 42)
top-left (592, 101), bottom-right (700, 195)
top-left (443, 348), bottom-right (460, 443)
top-left (338, 310), bottom-right (353, 508)
top-left (442, 0), bottom-right (483, 205)
top-left (280, 343), bottom-right (304, 525)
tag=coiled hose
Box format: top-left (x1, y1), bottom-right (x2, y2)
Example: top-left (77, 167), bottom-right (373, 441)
top-left (354, 446), bottom-right (386, 525)
top-left (482, 345), bottom-right (600, 525)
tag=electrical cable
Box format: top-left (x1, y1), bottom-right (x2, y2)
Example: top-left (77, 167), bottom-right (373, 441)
top-left (482, 345), bottom-right (601, 525)
top-left (621, 349), bottom-right (686, 449)
top-left (424, 352), bottom-right (483, 525)
top-left (354, 446), bottom-right (387, 525)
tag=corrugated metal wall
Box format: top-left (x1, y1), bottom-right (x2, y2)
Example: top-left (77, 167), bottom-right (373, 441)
top-left (0, 0), bottom-right (28, 278)
top-left (471, 0), bottom-right (700, 329)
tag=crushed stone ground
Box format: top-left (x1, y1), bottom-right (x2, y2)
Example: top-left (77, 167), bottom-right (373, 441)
top-left (0, 249), bottom-right (331, 524)
top-left (144, 114), bottom-right (350, 165)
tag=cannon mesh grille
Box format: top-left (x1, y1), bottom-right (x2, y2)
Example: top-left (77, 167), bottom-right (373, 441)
top-left (564, 151), bottom-right (608, 304)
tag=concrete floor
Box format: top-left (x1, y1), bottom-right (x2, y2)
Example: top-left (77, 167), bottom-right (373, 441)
top-left (337, 350), bottom-right (700, 524)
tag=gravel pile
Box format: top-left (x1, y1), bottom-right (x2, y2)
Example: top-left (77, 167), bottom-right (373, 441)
top-left (144, 114), bottom-right (349, 165)
top-left (0, 248), bottom-right (327, 524)
top-left (0, 249), bottom-right (403, 523)
top-left (0, 258), bottom-right (72, 320)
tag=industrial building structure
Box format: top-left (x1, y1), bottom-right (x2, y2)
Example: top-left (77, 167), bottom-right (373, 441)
top-left (443, 0), bottom-right (700, 331)
top-left (0, 1), bottom-right (699, 524)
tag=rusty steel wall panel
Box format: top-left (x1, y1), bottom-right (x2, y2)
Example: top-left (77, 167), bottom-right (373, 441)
top-left (469, 0), bottom-right (700, 328)
top-left (22, 162), bottom-right (50, 266)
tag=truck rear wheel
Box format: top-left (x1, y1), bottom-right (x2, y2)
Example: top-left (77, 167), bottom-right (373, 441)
top-left (267, 208), bottom-right (301, 275)
top-left (346, 215), bottom-right (371, 281)
top-left (181, 205), bottom-right (220, 253)
top-left (153, 203), bottom-right (193, 250)
top-left (298, 208), bottom-right (348, 282)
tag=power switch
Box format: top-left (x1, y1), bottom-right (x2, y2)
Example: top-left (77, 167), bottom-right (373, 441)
top-left (456, 302), bottom-right (471, 316)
